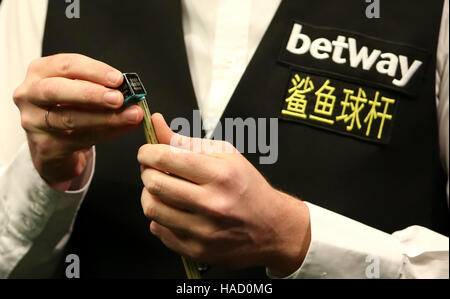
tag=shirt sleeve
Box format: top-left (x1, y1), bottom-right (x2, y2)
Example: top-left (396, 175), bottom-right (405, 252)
top-left (437, 0), bottom-right (449, 204)
top-left (0, 144), bottom-right (94, 278)
top-left (267, 203), bottom-right (448, 279)
top-left (268, 0), bottom-right (449, 279)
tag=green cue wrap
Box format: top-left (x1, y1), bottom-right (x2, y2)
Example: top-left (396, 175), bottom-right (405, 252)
top-left (119, 73), bottom-right (202, 279)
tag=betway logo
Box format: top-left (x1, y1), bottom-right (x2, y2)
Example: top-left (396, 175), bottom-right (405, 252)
top-left (286, 24), bottom-right (422, 87)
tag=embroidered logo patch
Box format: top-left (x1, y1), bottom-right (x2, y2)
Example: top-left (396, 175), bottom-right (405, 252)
top-left (280, 71), bottom-right (398, 144)
top-left (279, 22), bottom-right (430, 97)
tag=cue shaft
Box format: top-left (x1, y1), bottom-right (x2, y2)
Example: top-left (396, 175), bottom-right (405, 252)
top-left (138, 99), bottom-right (202, 279)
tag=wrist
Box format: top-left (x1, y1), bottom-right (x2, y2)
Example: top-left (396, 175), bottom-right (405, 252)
top-left (29, 146), bottom-right (89, 191)
top-left (46, 148), bottom-right (94, 191)
top-left (266, 191), bottom-right (311, 277)
top-left (47, 179), bottom-right (73, 191)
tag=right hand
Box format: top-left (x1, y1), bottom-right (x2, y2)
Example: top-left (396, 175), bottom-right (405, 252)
top-left (13, 53), bottom-right (144, 189)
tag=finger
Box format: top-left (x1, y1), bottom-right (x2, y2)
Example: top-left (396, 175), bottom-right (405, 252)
top-left (141, 188), bottom-right (209, 236)
top-left (33, 53), bottom-right (123, 87)
top-left (150, 222), bottom-right (205, 262)
top-left (29, 77), bottom-right (124, 109)
top-left (141, 167), bottom-right (207, 213)
top-left (138, 144), bottom-right (219, 184)
top-left (34, 105), bottom-right (142, 131)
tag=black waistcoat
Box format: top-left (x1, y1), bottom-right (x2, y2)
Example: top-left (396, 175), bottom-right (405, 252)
top-left (42, 0), bottom-right (448, 278)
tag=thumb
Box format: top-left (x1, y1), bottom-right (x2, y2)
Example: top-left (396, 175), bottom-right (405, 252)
top-left (151, 113), bottom-right (196, 151)
top-left (151, 113), bottom-right (175, 145)
top-left (151, 113), bottom-right (237, 154)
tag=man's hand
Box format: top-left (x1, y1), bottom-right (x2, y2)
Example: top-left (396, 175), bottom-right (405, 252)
top-left (138, 114), bottom-right (311, 277)
top-left (13, 54), bottom-right (143, 190)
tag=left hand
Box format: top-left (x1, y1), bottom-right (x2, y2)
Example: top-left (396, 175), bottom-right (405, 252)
top-left (138, 113), bottom-right (311, 276)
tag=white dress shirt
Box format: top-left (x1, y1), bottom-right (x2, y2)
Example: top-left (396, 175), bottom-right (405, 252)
top-left (0, 0), bottom-right (448, 278)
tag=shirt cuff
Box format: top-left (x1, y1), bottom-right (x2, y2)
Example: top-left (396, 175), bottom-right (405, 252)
top-left (267, 202), bottom-right (404, 279)
top-left (393, 226), bottom-right (449, 278)
top-left (0, 143), bottom-right (94, 277)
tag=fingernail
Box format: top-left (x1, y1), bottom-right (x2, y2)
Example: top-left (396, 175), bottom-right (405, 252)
top-left (104, 91), bottom-right (121, 106)
top-left (123, 106), bottom-right (139, 122)
top-left (106, 71), bottom-right (122, 85)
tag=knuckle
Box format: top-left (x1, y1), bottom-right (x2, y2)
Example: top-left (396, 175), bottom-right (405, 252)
top-left (39, 143), bottom-right (53, 157)
top-left (13, 85), bottom-right (27, 105)
top-left (20, 113), bottom-right (33, 131)
top-left (149, 221), bottom-right (159, 236)
top-left (106, 111), bottom-right (121, 127)
top-left (152, 146), bottom-right (169, 168)
top-left (60, 110), bottom-right (75, 129)
top-left (33, 135), bottom-right (54, 157)
top-left (217, 164), bottom-right (236, 185)
top-left (81, 84), bottom-right (98, 104)
top-left (144, 201), bottom-right (158, 221)
top-left (195, 225), bottom-right (215, 241)
top-left (141, 190), bottom-right (150, 216)
top-left (146, 172), bottom-right (163, 195)
top-left (209, 197), bottom-right (232, 219)
top-left (41, 79), bottom-right (58, 100)
top-left (27, 57), bottom-right (42, 74)
top-left (57, 54), bottom-right (75, 76)
top-left (189, 244), bottom-right (207, 261)
top-left (137, 145), bottom-right (150, 163)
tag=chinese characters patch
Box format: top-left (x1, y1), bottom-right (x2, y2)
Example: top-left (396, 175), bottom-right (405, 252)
top-left (280, 72), bottom-right (398, 144)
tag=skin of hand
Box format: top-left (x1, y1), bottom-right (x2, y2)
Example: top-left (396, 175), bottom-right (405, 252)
top-left (13, 53), bottom-right (144, 190)
top-left (138, 113), bottom-right (311, 277)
